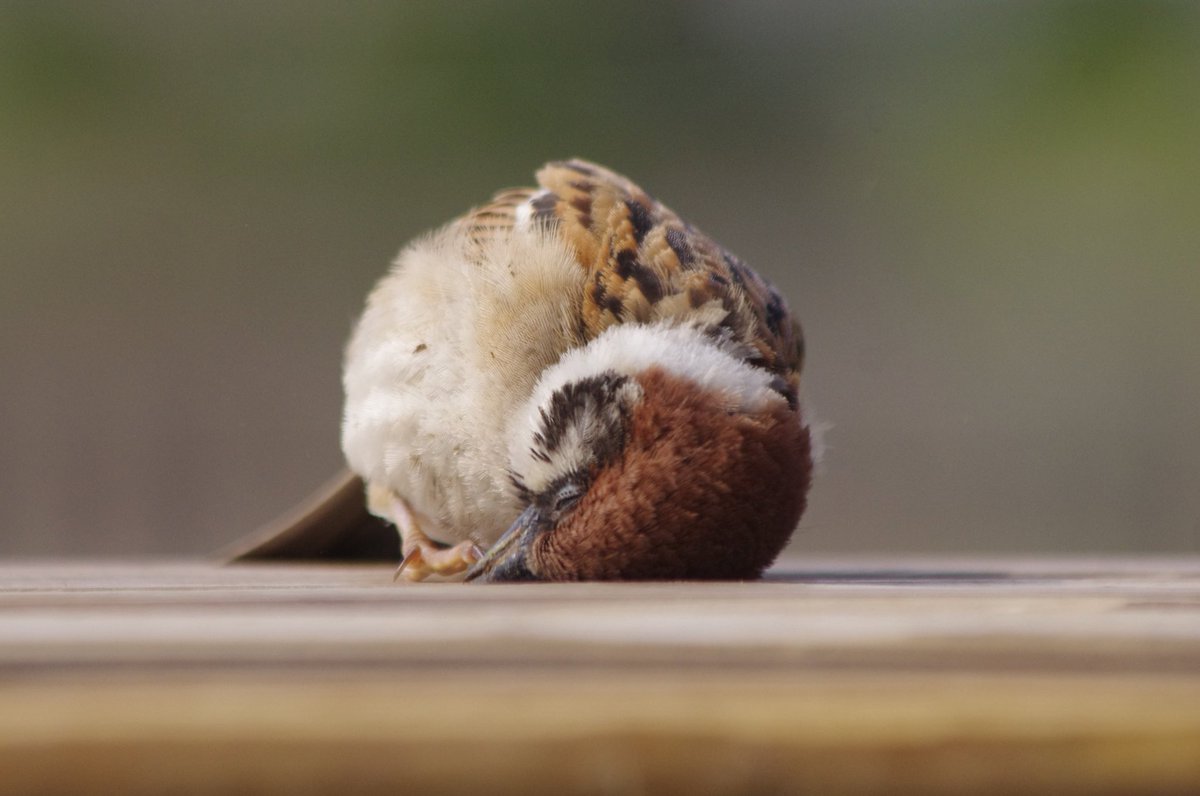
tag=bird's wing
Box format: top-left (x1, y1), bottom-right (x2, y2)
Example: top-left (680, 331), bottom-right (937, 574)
top-left (493, 159), bottom-right (804, 383)
top-left (458, 187), bottom-right (540, 250)
top-left (459, 160), bottom-right (802, 385)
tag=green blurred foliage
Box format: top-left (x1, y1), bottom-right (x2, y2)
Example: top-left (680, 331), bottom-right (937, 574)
top-left (1, 2), bottom-right (1197, 554)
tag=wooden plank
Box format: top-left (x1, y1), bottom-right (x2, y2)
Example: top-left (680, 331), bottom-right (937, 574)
top-left (1, 557), bottom-right (1199, 794)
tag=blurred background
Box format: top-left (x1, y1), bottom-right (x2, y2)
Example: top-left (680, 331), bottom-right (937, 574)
top-left (1, 1), bottom-right (1197, 557)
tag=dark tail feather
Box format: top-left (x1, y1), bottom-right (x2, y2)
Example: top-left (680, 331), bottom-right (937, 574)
top-left (220, 470), bottom-right (399, 562)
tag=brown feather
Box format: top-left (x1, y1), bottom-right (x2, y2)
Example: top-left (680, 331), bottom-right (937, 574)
top-left (462, 158), bottom-right (804, 384)
top-left (536, 160), bottom-right (804, 383)
top-left (534, 368), bottom-right (812, 581)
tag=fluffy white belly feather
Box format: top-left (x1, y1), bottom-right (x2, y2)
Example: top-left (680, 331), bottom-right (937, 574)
top-left (340, 225), bottom-right (586, 546)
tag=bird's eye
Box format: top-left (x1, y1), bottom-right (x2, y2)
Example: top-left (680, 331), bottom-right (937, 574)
top-left (552, 483), bottom-right (584, 515)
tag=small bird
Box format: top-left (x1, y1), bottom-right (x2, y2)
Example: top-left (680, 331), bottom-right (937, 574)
top-left (243, 159), bottom-right (814, 581)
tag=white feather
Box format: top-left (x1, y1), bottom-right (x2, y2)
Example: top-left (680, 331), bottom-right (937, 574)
top-left (341, 223), bottom-right (584, 544)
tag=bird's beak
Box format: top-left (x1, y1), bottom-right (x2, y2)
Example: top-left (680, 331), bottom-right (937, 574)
top-left (464, 504), bottom-right (544, 583)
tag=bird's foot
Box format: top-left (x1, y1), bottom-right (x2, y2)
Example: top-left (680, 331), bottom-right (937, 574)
top-left (394, 539), bottom-right (484, 582)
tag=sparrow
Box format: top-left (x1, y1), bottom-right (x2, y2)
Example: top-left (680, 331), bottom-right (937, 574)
top-left (235, 159), bottom-right (813, 581)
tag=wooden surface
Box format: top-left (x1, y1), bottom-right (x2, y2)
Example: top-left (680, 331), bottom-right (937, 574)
top-left (2, 556), bottom-right (1199, 795)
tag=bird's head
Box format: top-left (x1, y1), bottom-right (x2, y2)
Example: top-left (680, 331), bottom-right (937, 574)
top-left (465, 323), bottom-right (812, 582)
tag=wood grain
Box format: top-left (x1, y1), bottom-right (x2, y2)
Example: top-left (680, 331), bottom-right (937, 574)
top-left (2, 556), bottom-right (1198, 794)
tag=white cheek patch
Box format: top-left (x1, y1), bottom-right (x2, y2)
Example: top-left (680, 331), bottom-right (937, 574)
top-left (513, 374), bottom-right (644, 497)
top-left (507, 323), bottom-right (784, 495)
top-left (522, 421), bottom-right (589, 496)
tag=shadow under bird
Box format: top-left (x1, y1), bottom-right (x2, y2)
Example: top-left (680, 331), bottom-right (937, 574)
top-left (231, 159), bottom-right (814, 582)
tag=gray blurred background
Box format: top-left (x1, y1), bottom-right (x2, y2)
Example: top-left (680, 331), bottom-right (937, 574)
top-left (2, 2), bottom-right (1197, 557)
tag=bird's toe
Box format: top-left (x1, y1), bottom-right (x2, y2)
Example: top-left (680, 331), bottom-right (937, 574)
top-left (394, 540), bottom-right (484, 582)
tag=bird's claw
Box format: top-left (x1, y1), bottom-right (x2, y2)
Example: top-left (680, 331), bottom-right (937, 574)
top-left (394, 540), bottom-right (485, 582)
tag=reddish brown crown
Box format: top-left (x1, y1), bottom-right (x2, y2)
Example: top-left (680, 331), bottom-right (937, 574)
top-left (530, 367), bottom-right (812, 581)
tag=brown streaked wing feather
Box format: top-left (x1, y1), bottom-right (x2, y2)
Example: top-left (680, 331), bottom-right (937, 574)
top-left (534, 159), bottom-right (804, 382)
top-left (457, 187), bottom-right (538, 253)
